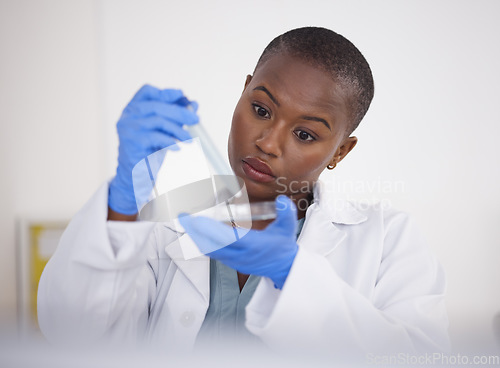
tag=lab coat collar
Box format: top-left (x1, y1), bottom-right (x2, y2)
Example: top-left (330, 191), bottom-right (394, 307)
top-left (312, 180), bottom-right (368, 225)
top-left (297, 181), bottom-right (368, 256)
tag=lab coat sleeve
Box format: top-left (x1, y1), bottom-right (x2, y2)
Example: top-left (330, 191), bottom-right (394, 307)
top-left (245, 210), bottom-right (450, 356)
top-left (37, 182), bottom-right (158, 345)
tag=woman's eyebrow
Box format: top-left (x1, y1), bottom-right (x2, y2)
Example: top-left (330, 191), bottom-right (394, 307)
top-left (301, 116), bottom-right (331, 131)
top-left (253, 86), bottom-right (280, 107)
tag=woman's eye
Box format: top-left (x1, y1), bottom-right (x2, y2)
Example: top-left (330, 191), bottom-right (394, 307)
top-left (295, 130), bottom-right (315, 142)
top-left (252, 104), bottom-right (270, 119)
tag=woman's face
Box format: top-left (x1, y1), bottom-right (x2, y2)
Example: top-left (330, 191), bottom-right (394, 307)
top-left (228, 51), bottom-right (357, 211)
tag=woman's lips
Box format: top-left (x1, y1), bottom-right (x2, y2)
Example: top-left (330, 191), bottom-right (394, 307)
top-left (242, 157), bottom-right (275, 183)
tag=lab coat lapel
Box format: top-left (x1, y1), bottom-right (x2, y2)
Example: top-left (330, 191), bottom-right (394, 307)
top-left (163, 228), bottom-right (210, 303)
top-left (297, 181), bottom-right (369, 256)
top-left (298, 204), bottom-right (347, 256)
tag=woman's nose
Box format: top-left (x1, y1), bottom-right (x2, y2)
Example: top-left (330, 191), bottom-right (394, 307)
top-left (255, 123), bottom-right (285, 157)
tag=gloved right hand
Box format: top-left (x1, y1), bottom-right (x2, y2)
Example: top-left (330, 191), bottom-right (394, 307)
top-left (108, 84), bottom-right (199, 215)
top-left (179, 195), bottom-right (299, 289)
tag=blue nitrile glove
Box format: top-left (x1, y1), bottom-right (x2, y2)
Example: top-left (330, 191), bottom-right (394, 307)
top-left (179, 195), bottom-right (299, 289)
top-left (108, 84), bottom-right (199, 214)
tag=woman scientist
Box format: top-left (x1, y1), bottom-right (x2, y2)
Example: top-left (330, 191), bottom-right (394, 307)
top-left (37, 27), bottom-right (450, 356)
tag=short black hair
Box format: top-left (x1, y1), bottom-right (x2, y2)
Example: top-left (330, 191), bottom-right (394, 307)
top-left (255, 27), bottom-right (374, 135)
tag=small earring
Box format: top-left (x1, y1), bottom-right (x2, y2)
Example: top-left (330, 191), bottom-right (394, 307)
top-left (327, 163), bottom-right (336, 170)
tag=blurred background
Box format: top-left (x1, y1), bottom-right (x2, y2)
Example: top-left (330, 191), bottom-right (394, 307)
top-left (1, 0), bottom-right (499, 356)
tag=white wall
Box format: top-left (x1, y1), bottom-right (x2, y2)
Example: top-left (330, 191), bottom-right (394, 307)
top-left (1, 0), bottom-right (499, 353)
top-left (0, 0), bottom-right (104, 326)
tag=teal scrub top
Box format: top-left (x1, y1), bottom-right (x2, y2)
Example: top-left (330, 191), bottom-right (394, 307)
top-left (196, 217), bottom-right (306, 344)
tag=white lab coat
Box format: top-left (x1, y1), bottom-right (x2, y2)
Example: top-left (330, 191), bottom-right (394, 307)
top-left (37, 181), bottom-right (450, 356)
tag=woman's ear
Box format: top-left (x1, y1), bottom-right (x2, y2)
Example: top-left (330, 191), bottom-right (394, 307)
top-left (243, 74), bottom-right (252, 92)
top-left (329, 136), bottom-right (358, 167)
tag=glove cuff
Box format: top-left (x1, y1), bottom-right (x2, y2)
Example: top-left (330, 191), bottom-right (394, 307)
top-left (272, 244), bottom-right (299, 289)
top-left (108, 177), bottom-right (139, 215)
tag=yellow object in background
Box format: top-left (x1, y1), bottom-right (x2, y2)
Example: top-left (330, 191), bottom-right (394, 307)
top-left (18, 221), bottom-right (66, 332)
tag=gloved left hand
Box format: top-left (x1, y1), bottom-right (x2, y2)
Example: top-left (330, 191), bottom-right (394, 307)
top-left (179, 195), bottom-right (299, 289)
